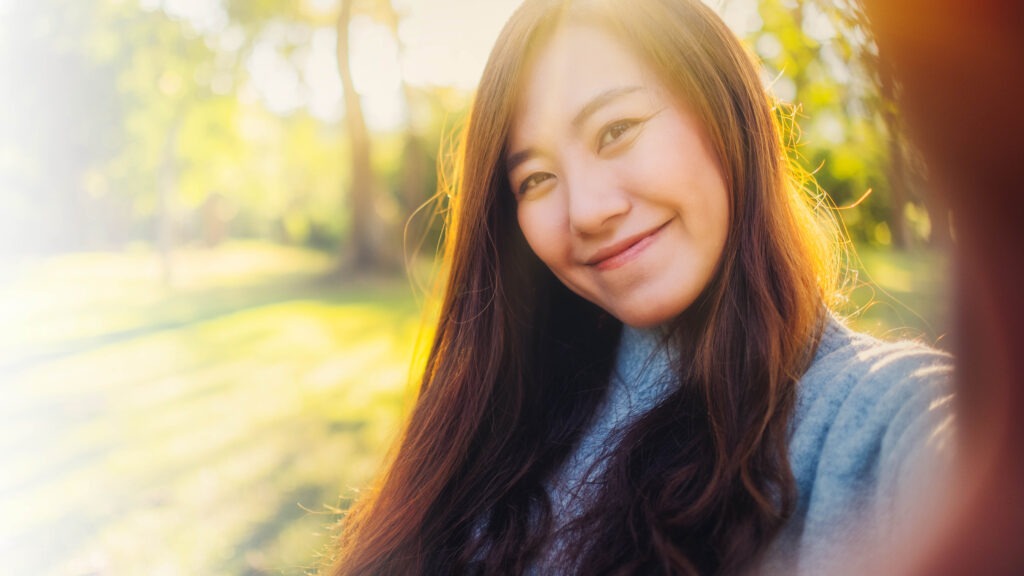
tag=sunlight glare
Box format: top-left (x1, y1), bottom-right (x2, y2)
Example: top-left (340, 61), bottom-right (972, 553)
top-left (349, 17), bottom-right (405, 131)
top-left (396, 0), bottom-right (522, 89)
top-left (247, 38), bottom-right (304, 116)
top-left (708, 0), bottom-right (762, 38)
top-left (147, 0), bottom-right (229, 35)
top-left (801, 2), bottom-right (836, 43)
top-left (305, 28), bottom-right (343, 122)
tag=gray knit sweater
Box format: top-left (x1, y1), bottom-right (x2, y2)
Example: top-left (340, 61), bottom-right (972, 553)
top-left (535, 315), bottom-right (956, 575)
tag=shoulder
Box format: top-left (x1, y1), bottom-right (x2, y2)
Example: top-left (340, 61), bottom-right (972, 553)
top-left (775, 314), bottom-right (956, 572)
top-left (806, 313), bottom-right (953, 384)
top-left (791, 314), bottom-right (954, 473)
top-left (794, 314), bottom-right (954, 442)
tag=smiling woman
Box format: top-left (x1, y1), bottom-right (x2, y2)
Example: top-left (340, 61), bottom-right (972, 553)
top-left (324, 1), bottom-right (956, 574)
top-left (509, 25), bottom-right (730, 327)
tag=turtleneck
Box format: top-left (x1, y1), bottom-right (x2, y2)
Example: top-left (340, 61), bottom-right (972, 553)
top-left (530, 315), bottom-right (955, 575)
top-left (535, 323), bottom-right (679, 569)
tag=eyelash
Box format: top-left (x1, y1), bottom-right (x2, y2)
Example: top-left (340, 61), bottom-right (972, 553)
top-left (518, 172), bottom-right (554, 196)
top-left (515, 117), bottom-right (645, 197)
top-left (598, 119), bottom-right (641, 150)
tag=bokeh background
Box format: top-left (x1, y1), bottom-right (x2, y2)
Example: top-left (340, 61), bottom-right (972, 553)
top-left (0, 0), bottom-right (951, 574)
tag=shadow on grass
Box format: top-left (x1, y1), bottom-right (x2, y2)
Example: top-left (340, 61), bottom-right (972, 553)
top-left (2, 272), bottom-right (420, 378)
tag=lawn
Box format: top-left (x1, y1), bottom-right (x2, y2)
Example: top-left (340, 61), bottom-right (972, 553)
top-left (0, 242), bottom-right (950, 575)
top-left (843, 245), bottom-right (952, 349)
top-left (1, 243), bottom-right (426, 575)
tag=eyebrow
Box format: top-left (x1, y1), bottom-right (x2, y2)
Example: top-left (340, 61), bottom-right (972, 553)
top-left (571, 85), bottom-right (644, 131)
top-left (506, 85), bottom-right (645, 173)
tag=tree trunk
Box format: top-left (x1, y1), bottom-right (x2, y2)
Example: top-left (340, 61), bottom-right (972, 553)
top-left (381, 0), bottom-right (431, 253)
top-left (337, 0), bottom-right (378, 271)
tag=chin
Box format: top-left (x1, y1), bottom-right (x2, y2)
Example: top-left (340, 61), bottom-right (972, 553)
top-left (613, 307), bottom-right (678, 329)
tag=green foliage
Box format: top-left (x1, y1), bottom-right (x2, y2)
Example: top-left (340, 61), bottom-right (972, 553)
top-left (5, 0), bottom-right (942, 257)
top-left (2, 0), bottom-right (481, 262)
top-left (0, 0), bottom-right (127, 251)
top-left (751, 0), bottom-right (939, 248)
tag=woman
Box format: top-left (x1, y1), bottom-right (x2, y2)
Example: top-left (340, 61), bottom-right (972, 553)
top-left (328, 0), bottom-right (954, 574)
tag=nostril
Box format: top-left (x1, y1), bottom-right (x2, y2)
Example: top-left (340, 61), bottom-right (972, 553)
top-left (567, 190), bottom-right (632, 236)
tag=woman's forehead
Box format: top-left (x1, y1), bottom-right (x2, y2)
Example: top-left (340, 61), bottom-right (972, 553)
top-left (508, 25), bottom-right (666, 143)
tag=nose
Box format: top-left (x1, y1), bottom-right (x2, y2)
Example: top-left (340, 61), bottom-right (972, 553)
top-left (564, 165), bottom-right (631, 236)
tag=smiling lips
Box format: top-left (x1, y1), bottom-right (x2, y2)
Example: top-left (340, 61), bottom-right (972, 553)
top-left (585, 220), bottom-right (671, 271)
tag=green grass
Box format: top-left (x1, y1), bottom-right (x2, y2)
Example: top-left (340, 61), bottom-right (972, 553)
top-left (0, 242), bottom-right (950, 575)
top-left (1, 243), bottom-right (426, 575)
top-left (843, 245), bottom-right (952, 349)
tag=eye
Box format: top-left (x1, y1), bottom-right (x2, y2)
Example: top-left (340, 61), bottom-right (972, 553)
top-left (598, 119), bottom-right (640, 150)
top-left (517, 172), bottom-right (555, 196)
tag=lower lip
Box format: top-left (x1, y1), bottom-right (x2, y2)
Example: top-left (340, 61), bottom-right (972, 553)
top-left (592, 222), bottom-right (668, 271)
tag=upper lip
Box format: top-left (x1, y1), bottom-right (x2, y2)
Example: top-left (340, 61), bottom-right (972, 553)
top-left (583, 221), bottom-right (670, 266)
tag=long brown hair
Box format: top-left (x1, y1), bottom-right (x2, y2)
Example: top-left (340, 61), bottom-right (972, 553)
top-left (327, 0), bottom-right (839, 574)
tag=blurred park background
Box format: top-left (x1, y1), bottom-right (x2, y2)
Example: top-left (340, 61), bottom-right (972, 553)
top-left (0, 0), bottom-right (952, 574)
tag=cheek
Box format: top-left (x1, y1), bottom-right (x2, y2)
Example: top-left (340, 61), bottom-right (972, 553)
top-left (516, 203), bottom-right (563, 265)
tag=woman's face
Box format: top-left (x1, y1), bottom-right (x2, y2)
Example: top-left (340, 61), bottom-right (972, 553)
top-left (507, 24), bottom-right (730, 328)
